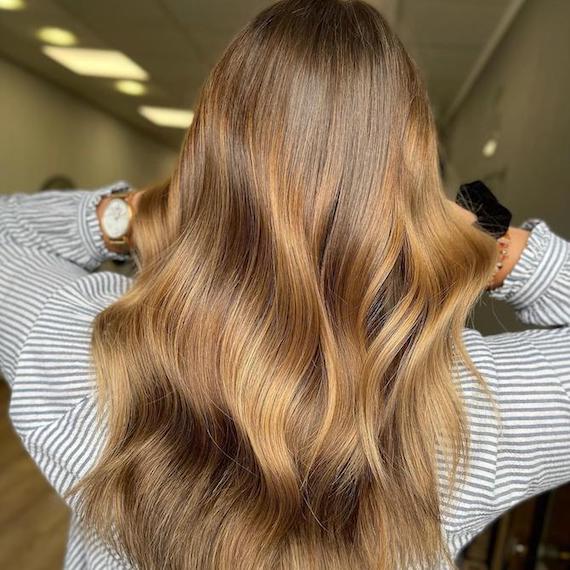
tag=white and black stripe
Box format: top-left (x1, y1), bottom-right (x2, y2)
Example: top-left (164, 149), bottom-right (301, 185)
top-left (1, 183), bottom-right (568, 569)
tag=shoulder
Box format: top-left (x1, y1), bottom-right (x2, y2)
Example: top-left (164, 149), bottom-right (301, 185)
top-left (445, 324), bottom-right (570, 540)
top-left (42, 269), bottom-right (133, 320)
top-left (7, 271), bottom-right (133, 507)
top-left (439, 328), bottom-right (501, 537)
top-left (8, 271), bottom-right (133, 436)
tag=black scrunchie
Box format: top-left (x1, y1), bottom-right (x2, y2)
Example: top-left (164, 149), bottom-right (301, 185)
top-left (455, 180), bottom-right (512, 239)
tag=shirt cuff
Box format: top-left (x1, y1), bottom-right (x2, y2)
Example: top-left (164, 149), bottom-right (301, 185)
top-left (79, 181), bottom-right (132, 270)
top-left (487, 218), bottom-right (566, 310)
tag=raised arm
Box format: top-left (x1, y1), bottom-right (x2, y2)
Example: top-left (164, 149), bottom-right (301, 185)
top-left (0, 182), bottom-right (134, 386)
top-left (446, 217), bottom-right (570, 544)
top-left (0, 181), bottom-right (133, 271)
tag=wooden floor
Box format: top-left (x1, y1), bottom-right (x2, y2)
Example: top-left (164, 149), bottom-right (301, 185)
top-left (0, 378), bottom-right (69, 570)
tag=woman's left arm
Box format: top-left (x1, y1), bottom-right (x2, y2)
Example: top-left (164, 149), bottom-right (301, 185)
top-left (0, 181), bottom-right (132, 386)
top-left (0, 181), bottom-right (132, 270)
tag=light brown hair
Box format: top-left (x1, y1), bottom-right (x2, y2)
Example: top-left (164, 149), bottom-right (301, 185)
top-left (65, 1), bottom-right (499, 568)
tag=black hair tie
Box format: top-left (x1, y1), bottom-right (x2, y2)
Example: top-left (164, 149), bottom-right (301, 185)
top-left (455, 180), bottom-right (512, 239)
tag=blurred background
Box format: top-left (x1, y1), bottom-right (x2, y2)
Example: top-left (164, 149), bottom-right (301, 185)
top-left (0, 0), bottom-right (568, 568)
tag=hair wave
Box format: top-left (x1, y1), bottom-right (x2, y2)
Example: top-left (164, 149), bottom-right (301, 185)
top-left (65, 1), bottom-right (499, 568)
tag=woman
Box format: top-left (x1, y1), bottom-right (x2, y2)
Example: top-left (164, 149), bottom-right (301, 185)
top-left (1, 0), bottom-right (568, 569)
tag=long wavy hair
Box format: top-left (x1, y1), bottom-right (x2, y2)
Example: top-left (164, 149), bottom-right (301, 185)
top-left (64, 1), bottom-right (500, 568)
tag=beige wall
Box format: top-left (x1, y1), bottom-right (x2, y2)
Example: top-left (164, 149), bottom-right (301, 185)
top-left (441, 0), bottom-right (570, 333)
top-left (0, 57), bottom-right (177, 194)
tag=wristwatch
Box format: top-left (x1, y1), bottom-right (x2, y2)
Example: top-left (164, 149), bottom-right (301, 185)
top-left (99, 187), bottom-right (134, 254)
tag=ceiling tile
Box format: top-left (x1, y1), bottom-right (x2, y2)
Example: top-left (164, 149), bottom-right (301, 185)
top-left (0, 0), bottom-right (519, 147)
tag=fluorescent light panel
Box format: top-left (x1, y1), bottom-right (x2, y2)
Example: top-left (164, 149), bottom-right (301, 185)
top-left (482, 138), bottom-right (498, 158)
top-left (115, 79), bottom-right (147, 96)
top-left (0, 0), bottom-right (25, 10)
top-left (37, 27), bottom-right (77, 46)
top-left (42, 46), bottom-right (148, 80)
top-left (139, 106), bottom-right (194, 129)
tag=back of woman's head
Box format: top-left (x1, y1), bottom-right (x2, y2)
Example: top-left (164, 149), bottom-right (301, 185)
top-left (65, 1), bottom-right (498, 568)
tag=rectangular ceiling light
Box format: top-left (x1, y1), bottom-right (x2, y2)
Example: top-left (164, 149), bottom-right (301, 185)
top-left (42, 46), bottom-right (148, 80)
top-left (139, 106), bottom-right (194, 129)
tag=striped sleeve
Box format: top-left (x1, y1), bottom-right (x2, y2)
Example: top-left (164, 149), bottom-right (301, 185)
top-left (444, 219), bottom-right (570, 546)
top-left (0, 181), bottom-right (132, 271)
top-left (487, 218), bottom-right (570, 326)
top-left (0, 182), bottom-right (132, 387)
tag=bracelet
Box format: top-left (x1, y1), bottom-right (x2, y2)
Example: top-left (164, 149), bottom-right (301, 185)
top-left (487, 230), bottom-right (511, 289)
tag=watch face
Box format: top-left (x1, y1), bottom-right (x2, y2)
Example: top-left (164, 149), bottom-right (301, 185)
top-left (102, 198), bottom-right (130, 239)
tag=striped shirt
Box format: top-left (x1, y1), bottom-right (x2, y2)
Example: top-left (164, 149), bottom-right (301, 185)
top-left (1, 181), bottom-right (569, 569)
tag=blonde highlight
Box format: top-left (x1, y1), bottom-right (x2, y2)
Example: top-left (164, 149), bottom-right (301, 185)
top-left (65, 1), bottom-right (500, 568)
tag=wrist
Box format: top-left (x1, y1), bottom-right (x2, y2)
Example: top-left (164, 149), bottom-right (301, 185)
top-left (449, 198), bottom-right (530, 291)
top-left (96, 189), bottom-right (140, 254)
top-left (486, 227), bottom-right (531, 290)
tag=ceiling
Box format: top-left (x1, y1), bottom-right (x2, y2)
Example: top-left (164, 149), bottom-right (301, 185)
top-left (0, 0), bottom-right (516, 149)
